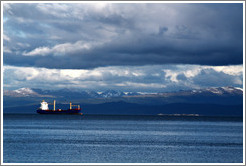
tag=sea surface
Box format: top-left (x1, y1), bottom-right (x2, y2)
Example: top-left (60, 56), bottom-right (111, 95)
top-left (3, 114), bottom-right (243, 163)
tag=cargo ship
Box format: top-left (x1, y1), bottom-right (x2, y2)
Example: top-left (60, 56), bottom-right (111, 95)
top-left (37, 100), bottom-right (82, 114)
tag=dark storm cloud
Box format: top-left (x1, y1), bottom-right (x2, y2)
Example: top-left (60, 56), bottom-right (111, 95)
top-left (3, 3), bottom-right (243, 69)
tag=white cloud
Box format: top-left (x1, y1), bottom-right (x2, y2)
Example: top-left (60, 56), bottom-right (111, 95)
top-left (163, 65), bottom-right (203, 83)
top-left (3, 34), bottom-right (10, 41)
top-left (163, 69), bottom-right (179, 83)
top-left (36, 3), bottom-right (71, 18)
top-left (163, 65), bottom-right (243, 84)
top-left (3, 64), bottom-right (243, 91)
top-left (211, 65), bottom-right (243, 76)
top-left (3, 3), bottom-right (13, 15)
top-left (36, 3), bottom-right (115, 21)
top-left (23, 40), bottom-right (91, 56)
top-left (23, 47), bottom-right (50, 56)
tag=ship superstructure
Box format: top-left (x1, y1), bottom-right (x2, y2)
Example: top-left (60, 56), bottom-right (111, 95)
top-left (37, 100), bottom-right (82, 114)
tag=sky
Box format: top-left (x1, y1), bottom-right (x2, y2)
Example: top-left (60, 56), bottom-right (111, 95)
top-left (2, 2), bottom-right (244, 92)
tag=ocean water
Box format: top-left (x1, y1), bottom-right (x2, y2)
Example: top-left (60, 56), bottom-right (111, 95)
top-left (3, 114), bottom-right (243, 163)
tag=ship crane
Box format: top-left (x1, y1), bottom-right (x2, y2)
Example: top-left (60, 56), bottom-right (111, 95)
top-left (70, 102), bottom-right (80, 110)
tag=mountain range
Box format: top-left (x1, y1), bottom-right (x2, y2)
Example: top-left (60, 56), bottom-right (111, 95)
top-left (3, 87), bottom-right (243, 116)
top-left (4, 86), bottom-right (243, 98)
top-left (3, 88), bottom-right (144, 98)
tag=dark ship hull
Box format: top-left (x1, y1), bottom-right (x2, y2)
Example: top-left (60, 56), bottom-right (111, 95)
top-left (37, 108), bottom-right (82, 114)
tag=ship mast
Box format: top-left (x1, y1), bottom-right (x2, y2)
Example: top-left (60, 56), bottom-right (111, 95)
top-left (54, 100), bottom-right (56, 111)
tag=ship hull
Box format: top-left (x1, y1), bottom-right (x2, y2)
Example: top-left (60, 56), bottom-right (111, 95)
top-left (37, 109), bottom-right (82, 114)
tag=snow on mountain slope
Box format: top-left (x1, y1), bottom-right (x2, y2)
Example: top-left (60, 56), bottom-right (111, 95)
top-left (4, 86), bottom-right (243, 98)
top-left (4, 88), bottom-right (52, 97)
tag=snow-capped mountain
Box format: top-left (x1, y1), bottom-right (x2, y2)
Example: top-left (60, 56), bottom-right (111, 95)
top-left (100, 90), bottom-right (126, 98)
top-left (4, 88), bottom-right (38, 97)
top-left (4, 88), bottom-right (52, 97)
top-left (3, 86), bottom-right (243, 98)
top-left (190, 87), bottom-right (243, 96)
top-left (4, 88), bottom-right (131, 98)
top-left (3, 87), bottom-right (243, 109)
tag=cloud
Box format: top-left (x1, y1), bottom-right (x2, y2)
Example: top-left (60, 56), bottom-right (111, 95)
top-left (192, 69), bottom-right (243, 87)
top-left (211, 66), bottom-right (243, 76)
top-left (3, 64), bottom-right (243, 92)
top-left (23, 41), bottom-right (92, 56)
top-left (3, 3), bottom-right (243, 69)
top-left (3, 34), bottom-right (10, 41)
